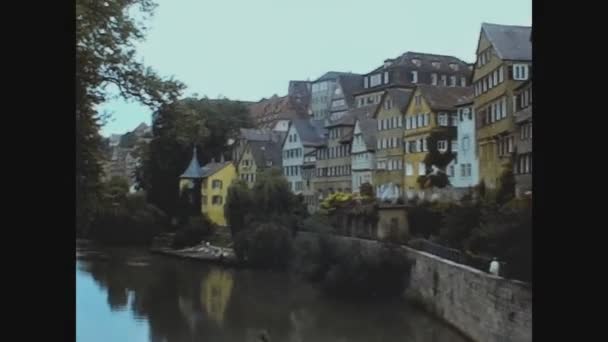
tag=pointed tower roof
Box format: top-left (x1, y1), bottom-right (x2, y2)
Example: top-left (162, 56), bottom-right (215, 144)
top-left (180, 147), bottom-right (204, 179)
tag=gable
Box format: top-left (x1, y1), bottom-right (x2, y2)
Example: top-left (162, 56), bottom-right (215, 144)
top-left (354, 120), bottom-right (362, 135)
top-left (282, 123), bottom-right (302, 150)
top-left (477, 30), bottom-right (492, 55)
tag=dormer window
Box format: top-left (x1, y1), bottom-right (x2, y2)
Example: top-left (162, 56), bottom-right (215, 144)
top-left (411, 71), bottom-right (418, 83)
top-left (432, 61), bottom-right (440, 69)
top-left (370, 74), bottom-right (382, 87)
top-left (411, 58), bottom-right (421, 67)
top-left (449, 63), bottom-right (459, 71)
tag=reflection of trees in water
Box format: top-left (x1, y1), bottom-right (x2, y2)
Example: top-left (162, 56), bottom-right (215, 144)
top-left (79, 251), bottom-right (469, 342)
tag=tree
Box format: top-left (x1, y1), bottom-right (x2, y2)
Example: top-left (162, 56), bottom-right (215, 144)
top-left (137, 98), bottom-right (252, 218)
top-left (76, 0), bottom-right (185, 233)
top-left (225, 179), bottom-right (254, 238)
top-left (496, 161), bottom-right (516, 206)
top-left (417, 131), bottom-right (456, 189)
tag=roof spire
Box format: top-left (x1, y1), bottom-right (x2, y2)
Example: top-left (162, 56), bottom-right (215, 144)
top-left (180, 146), bottom-right (204, 179)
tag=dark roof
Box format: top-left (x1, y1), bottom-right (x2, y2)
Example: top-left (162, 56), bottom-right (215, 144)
top-left (291, 118), bottom-right (326, 146)
top-left (369, 51), bottom-right (471, 75)
top-left (327, 104), bottom-right (379, 128)
top-left (387, 88), bottom-right (414, 112)
top-left (248, 140), bottom-right (282, 168)
top-left (200, 161), bottom-right (232, 178)
top-left (357, 118), bottom-right (378, 151)
top-left (239, 128), bottom-right (285, 144)
top-left (314, 71), bottom-right (358, 83)
top-left (180, 148), bottom-right (204, 179)
top-left (455, 93), bottom-right (475, 107)
top-left (336, 74), bottom-right (364, 109)
top-left (481, 23), bottom-right (532, 61)
top-left (416, 85), bottom-right (474, 111)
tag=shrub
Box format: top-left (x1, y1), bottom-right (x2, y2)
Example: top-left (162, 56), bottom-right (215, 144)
top-left (89, 194), bottom-right (168, 245)
top-left (235, 222), bottom-right (293, 269)
top-left (172, 214), bottom-right (216, 249)
top-left (320, 242), bottom-right (412, 299)
top-left (439, 202), bottom-right (481, 249)
top-left (407, 201), bottom-right (444, 238)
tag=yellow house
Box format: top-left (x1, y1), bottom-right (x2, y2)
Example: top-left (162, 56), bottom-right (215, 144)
top-left (472, 23), bottom-right (532, 189)
top-left (180, 149), bottom-right (237, 227)
top-left (403, 85), bottom-right (473, 193)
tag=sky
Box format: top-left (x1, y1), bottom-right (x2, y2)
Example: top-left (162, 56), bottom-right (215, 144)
top-left (100, 0), bottom-right (532, 136)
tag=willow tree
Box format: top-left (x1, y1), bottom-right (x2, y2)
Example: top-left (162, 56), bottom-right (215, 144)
top-left (76, 0), bottom-right (184, 233)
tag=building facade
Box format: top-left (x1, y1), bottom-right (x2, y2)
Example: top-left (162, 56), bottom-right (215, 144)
top-left (373, 88), bottom-right (414, 198)
top-left (282, 119), bottom-right (325, 195)
top-left (472, 23), bottom-right (532, 190)
top-left (513, 80), bottom-right (532, 197)
top-left (402, 85), bottom-right (473, 195)
top-left (452, 98), bottom-right (479, 188)
top-left (237, 140), bottom-right (282, 188)
top-left (351, 118), bottom-right (377, 193)
top-left (311, 72), bottom-right (359, 122)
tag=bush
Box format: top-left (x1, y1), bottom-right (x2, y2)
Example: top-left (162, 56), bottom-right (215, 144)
top-left (234, 222), bottom-right (293, 269)
top-left (438, 202), bottom-right (481, 249)
top-left (407, 201), bottom-right (444, 238)
top-left (320, 242), bottom-right (412, 299)
top-left (89, 194), bottom-right (168, 245)
top-left (172, 214), bottom-right (216, 249)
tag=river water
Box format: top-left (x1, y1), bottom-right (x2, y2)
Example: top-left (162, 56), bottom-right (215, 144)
top-left (76, 243), bottom-right (469, 342)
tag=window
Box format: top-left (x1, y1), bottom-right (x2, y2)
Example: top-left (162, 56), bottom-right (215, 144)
top-left (498, 66), bottom-right (504, 83)
top-left (418, 162), bottom-right (426, 176)
top-left (501, 97), bottom-right (507, 119)
top-left (406, 162), bottom-right (413, 176)
top-left (424, 113), bottom-right (430, 126)
top-left (451, 113), bottom-right (458, 126)
top-left (451, 140), bottom-right (458, 152)
top-left (212, 195), bottom-right (223, 205)
top-left (448, 165), bottom-right (455, 177)
top-left (364, 77), bottom-right (369, 88)
top-left (449, 75), bottom-right (456, 87)
top-left (370, 74), bottom-right (382, 87)
top-left (385, 98), bottom-right (393, 110)
top-left (423, 137), bottom-right (428, 152)
top-left (411, 71), bottom-right (418, 83)
top-left (449, 63), bottom-right (459, 71)
top-left (466, 164), bottom-right (472, 177)
top-left (432, 61), bottom-right (440, 69)
top-left (460, 77), bottom-right (467, 87)
top-left (438, 113), bottom-right (449, 126)
top-left (383, 71), bottom-right (389, 84)
top-left (212, 180), bottom-right (223, 189)
top-left (405, 116), bottom-right (411, 130)
top-left (482, 78), bottom-right (487, 92)
top-left (441, 75), bottom-right (447, 86)
top-left (411, 58), bottom-right (421, 66)
top-left (431, 73), bottom-right (438, 85)
top-left (437, 140), bottom-right (448, 152)
top-left (513, 64), bottom-right (529, 80)
top-left (462, 136), bottom-right (470, 151)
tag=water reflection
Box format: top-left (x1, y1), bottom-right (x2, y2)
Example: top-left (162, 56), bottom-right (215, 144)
top-left (77, 246), bottom-right (470, 342)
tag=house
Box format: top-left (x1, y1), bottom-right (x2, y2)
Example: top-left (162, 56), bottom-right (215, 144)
top-left (179, 150), bottom-right (237, 227)
top-left (236, 140), bottom-right (282, 188)
top-left (472, 23), bottom-right (532, 190)
top-left (248, 80), bottom-right (311, 130)
top-left (451, 96), bottom-right (479, 189)
top-left (281, 118), bottom-right (326, 194)
top-left (311, 71), bottom-right (360, 122)
top-left (314, 105), bottom-right (377, 198)
top-left (232, 128), bottom-right (285, 166)
top-left (327, 73), bottom-right (364, 123)
top-left (513, 80), bottom-right (532, 197)
top-left (351, 117), bottom-right (377, 193)
top-left (353, 51), bottom-right (473, 111)
top-left (402, 85), bottom-right (473, 195)
top-left (302, 149), bottom-right (318, 212)
top-left (373, 88), bottom-right (414, 199)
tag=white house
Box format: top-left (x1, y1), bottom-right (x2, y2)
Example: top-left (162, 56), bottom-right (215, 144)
top-left (452, 100), bottom-right (479, 188)
top-left (282, 119), bottom-right (325, 194)
top-left (351, 118), bottom-right (377, 193)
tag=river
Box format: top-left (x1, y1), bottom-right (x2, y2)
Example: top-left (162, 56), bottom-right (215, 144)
top-left (76, 243), bottom-right (469, 342)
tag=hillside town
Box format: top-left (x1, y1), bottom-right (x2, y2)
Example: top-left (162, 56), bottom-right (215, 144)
top-left (179, 22), bottom-right (532, 224)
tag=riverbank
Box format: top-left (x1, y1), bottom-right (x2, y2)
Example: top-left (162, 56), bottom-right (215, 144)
top-left (150, 242), bottom-right (240, 267)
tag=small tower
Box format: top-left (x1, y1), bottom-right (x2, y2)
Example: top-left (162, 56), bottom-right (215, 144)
top-left (179, 147), bottom-right (204, 215)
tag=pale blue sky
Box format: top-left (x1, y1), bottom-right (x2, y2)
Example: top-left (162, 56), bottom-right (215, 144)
top-left (100, 0), bottom-right (531, 136)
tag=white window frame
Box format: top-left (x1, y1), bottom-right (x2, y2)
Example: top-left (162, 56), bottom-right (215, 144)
top-left (450, 75), bottom-right (456, 87)
top-left (513, 64), bottom-right (529, 80)
top-left (460, 77), bottom-right (467, 87)
top-left (438, 113), bottom-right (449, 126)
top-left (370, 74), bottom-right (382, 87)
top-left (441, 75), bottom-right (447, 86)
top-left (431, 73), bottom-right (438, 85)
top-left (437, 140), bottom-right (448, 152)
top-left (406, 116), bottom-right (411, 130)
top-left (406, 162), bottom-right (413, 176)
top-left (411, 71), bottom-right (418, 83)
top-left (383, 71), bottom-right (389, 84)
top-left (418, 162), bottom-right (426, 176)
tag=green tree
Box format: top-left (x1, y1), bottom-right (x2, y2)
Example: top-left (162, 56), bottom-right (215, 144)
top-left (76, 0), bottom-right (185, 233)
top-left (225, 179), bottom-right (254, 238)
top-left (496, 161), bottom-right (516, 206)
top-left (137, 98), bottom-right (252, 218)
top-left (417, 131), bottom-right (456, 189)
